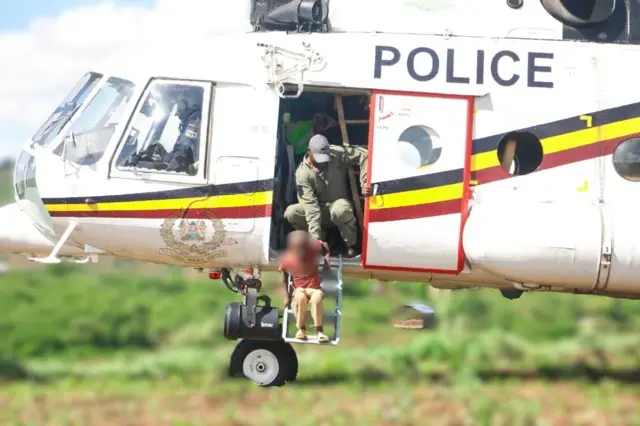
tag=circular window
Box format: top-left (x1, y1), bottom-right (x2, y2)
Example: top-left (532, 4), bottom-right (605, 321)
top-left (540, 0), bottom-right (615, 27)
top-left (507, 0), bottom-right (523, 9)
top-left (612, 138), bottom-right (640, 182)
top-left (397, 125), bottom-right (442, 169)
top-left (496, 131), bottom-right (543, 175)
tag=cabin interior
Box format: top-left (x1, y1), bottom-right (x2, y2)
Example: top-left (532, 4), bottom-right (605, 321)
top-left (269, 86), bottom-right (371, 260)
top-left (265, 86), bottom-right (548, 263)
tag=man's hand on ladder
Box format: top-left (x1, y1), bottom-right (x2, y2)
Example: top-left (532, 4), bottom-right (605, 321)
top-left (361, 183), bottom-right (373, 197)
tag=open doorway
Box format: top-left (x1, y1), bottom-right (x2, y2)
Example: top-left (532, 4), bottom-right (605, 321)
top-left (269, 86), bottom-right (371, 260)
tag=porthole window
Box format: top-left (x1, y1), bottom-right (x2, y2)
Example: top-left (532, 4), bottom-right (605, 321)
top-left (496, 131), bottom-right (543, 175)
top-left (540, 0), bottom-right (615, 27)
top-left (507, 0), bottom-right (523, 9)
top-left (396, 125), bottom-right (442, 169)
top-left (612, 138), bottom-right (640, 182)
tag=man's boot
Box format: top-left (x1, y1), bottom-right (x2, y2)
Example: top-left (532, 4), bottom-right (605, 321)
top-left (344, 247), bottom-right (360, 259)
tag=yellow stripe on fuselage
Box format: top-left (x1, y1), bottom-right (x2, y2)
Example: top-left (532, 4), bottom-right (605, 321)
top-left (369, 183), bottom-right (463, 210)
top-left (369, 115), bottom-right (640, 212)
top-left (472, 116), bottom-right (640, 172)
top-left (46, 190), bottom-right (273, 212)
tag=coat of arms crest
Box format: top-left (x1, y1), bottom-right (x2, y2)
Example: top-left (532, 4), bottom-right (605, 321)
top-left (159, 209), bottom-right (227, 265)
top-left (180, 220), bottom-right (206, 241)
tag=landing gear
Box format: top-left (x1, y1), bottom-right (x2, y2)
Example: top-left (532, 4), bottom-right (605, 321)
top-left (500, 289), bottom-right (523, 300)
top-left (221, 267), bottom-right (300, 387)
top-left (219, 258), bottom-right (344, 386)
top-left (229, 339), bottom-right (298, 387)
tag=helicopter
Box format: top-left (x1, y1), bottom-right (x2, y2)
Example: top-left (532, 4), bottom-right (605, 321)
top-left (3, 0), bottom-right (640, 386)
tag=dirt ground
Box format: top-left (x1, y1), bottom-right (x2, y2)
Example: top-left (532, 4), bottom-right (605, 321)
top-left (1, 379), bottom-right (639, 426)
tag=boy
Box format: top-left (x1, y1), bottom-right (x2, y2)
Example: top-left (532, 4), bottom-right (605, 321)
top-left (279, 230), bottom-right (331, 343)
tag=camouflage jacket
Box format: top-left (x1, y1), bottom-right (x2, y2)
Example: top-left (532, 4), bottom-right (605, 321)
top-left (295, 145), bottom-right (368, 239)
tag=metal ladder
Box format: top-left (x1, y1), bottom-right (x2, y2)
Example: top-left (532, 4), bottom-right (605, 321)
top-left (281, 256), bottom-right (343, 345)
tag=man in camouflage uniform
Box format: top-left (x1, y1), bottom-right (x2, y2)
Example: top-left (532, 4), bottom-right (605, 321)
top-left (165, 92), bottom-right (202, 174)
top-left (284, 134), bottom-right (372, 258)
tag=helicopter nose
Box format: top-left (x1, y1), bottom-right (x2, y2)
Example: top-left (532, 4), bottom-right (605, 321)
top-left (0, 202), bottom-right (84, 256)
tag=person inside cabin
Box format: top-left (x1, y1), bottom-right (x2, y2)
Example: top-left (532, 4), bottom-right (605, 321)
top-left (279, 230), bottom-right (331, 343)
top-left (164, 90), bottom-right (202, 174)
top-left (283, 112), bottom-right (339, 156)
top-left (125, 89), bottom-right (202, 174)
top-left (285, 134), bottom-right (372, 258)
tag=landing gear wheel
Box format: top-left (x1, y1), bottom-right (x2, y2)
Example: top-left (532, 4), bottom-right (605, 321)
top-left (281, 342), bottom-right (298, 382)
top-left (229, 340), bottom-right (293, 387)
top-left (500, 289), bottom-right (523, 300)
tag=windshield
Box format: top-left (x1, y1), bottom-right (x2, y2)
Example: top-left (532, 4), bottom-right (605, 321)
top-left (14, 150), bottom-right (36, 200)
top-left (31, 72), bottom-right (103, 147)
top-left (13, 149), bottom-right (54, 235)
top-left (53, 76), bottom-right (136, 165)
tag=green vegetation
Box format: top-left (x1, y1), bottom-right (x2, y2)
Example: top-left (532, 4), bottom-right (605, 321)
top-left (1, 172), bottom-right (640, 423)
top-left (0, 165), bottom-right (14, 204)
top-left (1, 263), bottom-right (640, 424)
top-left (2, 262), bottom-right (640, 363)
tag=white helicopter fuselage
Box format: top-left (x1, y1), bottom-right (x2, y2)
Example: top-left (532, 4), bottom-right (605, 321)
top-left (5, 27), bottom-right (640, 299)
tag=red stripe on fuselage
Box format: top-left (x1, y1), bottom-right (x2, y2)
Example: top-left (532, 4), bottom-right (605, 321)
top-left (48, 204), bottom-right (273, 219)
top-left (368, 198), bottom-right (461, 223)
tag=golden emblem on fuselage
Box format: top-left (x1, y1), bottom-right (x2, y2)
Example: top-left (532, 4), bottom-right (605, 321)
top-left (160, 209), bottom-right (227, 265)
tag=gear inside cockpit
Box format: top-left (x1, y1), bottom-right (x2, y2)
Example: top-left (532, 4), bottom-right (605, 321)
top-left (123, 85), bottom-right (203, 175)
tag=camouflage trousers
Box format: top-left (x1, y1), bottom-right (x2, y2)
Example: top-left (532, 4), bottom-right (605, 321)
top-left (284, 198), bottom-right (357, 247)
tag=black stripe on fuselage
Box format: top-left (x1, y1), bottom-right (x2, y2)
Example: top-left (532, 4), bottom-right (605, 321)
top-left (41, 178), bottom-right (275, 205)
top-left (41, 101), bottom-right (640, 205)
top-left (374, 100), bottom-right (640, 195)
top-left (376, 168), bottom-right (464, 194)
top-left (472, 100), bottom-right (640, 154)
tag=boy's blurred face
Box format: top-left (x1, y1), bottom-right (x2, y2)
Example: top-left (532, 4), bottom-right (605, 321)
top-left (287, 231), bottom-right (309, 258)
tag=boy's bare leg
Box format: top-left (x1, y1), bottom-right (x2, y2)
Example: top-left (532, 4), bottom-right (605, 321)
top-left (308, 289), bottom-right (329, 343)
top-left (292, 288), bottom-right (308, 340)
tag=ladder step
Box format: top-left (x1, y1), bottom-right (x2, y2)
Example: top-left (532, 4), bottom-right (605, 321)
top-left (284, 336), bottom-right (339, 345)
top-left (321, 280), bottom-right (341, 298)
top-left (285, 310), bottom-right (339, 327)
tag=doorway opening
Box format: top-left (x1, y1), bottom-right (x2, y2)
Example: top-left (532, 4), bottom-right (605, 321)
top-left (269, 86), bottom-right (371, 263)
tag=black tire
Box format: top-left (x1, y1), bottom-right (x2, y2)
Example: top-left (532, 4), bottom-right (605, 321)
top-left (228, 339), bottom-right (288, 387)
top-left (500, 289), bottom-right (523, 300)
top-left (228, 340), bottom-right (247, 378)
top-left (280, 342), bottom-right (298, 383)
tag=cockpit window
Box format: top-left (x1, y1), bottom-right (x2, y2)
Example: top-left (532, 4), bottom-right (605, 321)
top-left (116, 81), bottom-right (205, 176)
top-left (13, 149), bottom-right (55, 236)
top-left (53, 77), bottom-right (135, 166)
top-left (14, 150), bottom-right (36, 200)
top-left (31, 72), bottom-right (103, 147)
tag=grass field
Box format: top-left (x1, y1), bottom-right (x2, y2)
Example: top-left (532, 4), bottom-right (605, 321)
top-left (2, 166), bottom-right (640, 424)
top-left (0, 262), bottom-right (640, 425)
top-left (3, 376), bottom-right (640, 425)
